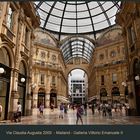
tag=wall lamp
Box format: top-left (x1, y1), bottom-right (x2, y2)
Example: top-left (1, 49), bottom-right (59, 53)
top-left (0, 67), bottom-right (4, 74)
top-left (135, 75), bottom-right (140, 81)
top-left (21, 77), bottom-right (25, 82)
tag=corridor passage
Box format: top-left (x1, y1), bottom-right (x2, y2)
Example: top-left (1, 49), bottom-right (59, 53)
top-left (1, 108), bottom-right (140, 125)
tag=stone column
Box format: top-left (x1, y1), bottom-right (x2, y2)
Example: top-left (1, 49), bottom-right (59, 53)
top-left (8, 69), bottom-right (19, 120)
top-left (45, 94), bottom-right (50, 108)
top-left (33, 91), bottom-right (38, 108)
top-left (25, 78), bottom-right (32, 116)
top-left (45, 73), bottom-right (51, 108)
top-left (26, 93), bottom-right (32, 116)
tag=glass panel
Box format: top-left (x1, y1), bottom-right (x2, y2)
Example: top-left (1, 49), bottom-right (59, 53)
top-left (61, 26), bottom-right (76, 33)
top-left (78, 25), bottom-right (93, 33)
top-left (92, 14), bottom-right (106, 24)
top-left (49, 15), bottom-right (61, 24)
top-left (77, 4), bottom-right (88, 11)
top-left (106, 6), bottom-right (118, 17)
top-left (38, 9), bottom-right (48, 19)
top-left (102, 2), bottom-right (114, 10)
top-left (51, 8), bottom-right (63, 17)
top-left (94, 21), bottom-right (109, 31)
top-left (46, 22), bottom-right (60, 32)
top-left (64, 12), bottom-right (76, 18)
top-left (63, 19), bottom-right (76, 26)
top-left (77, 11), bottom-right (89, 18)
top-left (65, 4), bottom-right (75, 11)
top-left (40, 3), bottom-right (51, 12)
top-left (78, 18), bottom-right (91, 26)
top-left (46, 1), bottom-right (54, 6)
top-left (88, 2), bottom-right (99, 9)
top-left (55, 2), bottom-right (65, 9)
top-left (90, 7), bottom-right (103, 16)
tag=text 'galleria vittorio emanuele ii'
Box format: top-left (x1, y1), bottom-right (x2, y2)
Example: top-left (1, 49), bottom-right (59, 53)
top-left (0, 1), bottom-right (140, 125)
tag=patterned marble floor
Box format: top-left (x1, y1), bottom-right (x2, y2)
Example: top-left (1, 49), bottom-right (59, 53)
top-left (1, 108), bottom-right (140, 125)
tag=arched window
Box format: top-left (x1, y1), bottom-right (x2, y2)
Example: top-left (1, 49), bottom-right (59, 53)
top-left (0, 48), bottom-right (10, 67)
top-left (112, 87), bottom-right (120, 96)
top-left (100, 88), bottom-right (107, 97)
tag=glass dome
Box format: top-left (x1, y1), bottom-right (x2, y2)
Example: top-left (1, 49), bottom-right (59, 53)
top-left (35, 1), bottom-right (120, 39)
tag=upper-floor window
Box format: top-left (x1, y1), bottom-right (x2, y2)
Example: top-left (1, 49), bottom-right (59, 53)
top-left (7, 6), bottom-right (13, 30)
top-left (110, 51), bottom-right (116, 57)
top-left (52, 76), bottom-right (55, 85)
top-left (128, 26), bottom-right (136, 45)
top-left (41, 51), bottom-right (46, 59)
top-left (52, 55), bottom-right (56, 62)
top-left (99, 54), bottom-right (104, 60)
top-left (101, 75), bottom-right (104, 85)
top-left (112, 73), bottom-right (117, 84)
top-left (25, 27), bottom-right (29, 47)
top-left (40, 74), bottom-right (45, 85)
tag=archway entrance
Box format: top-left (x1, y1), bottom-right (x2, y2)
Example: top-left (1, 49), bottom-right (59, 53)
top-left (0, 47), bottom-right (11, 120)
top-left (68, 69), bottom-right (88, 104)
top-left (38, 88), bottom-right (45, 108)
top-left (133, 59), bottom-right (140, 115)
top-left (111, 87), bottom-right (120, 103)
top-left (50, 89), bottom-right (57, 108)
top-left (18, 61), bottom-right (27, 116)
top-left (100, 88), bottom-right (107, 103)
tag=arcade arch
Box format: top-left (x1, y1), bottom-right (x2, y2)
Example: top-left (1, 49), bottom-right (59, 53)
top-left (68, 69), bottom-right (88, 104)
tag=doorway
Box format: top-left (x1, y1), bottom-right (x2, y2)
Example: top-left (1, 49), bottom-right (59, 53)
top-left (50, 89), bottom-right (57, 108)
top-left (38, 88), bottom-right (45, 108)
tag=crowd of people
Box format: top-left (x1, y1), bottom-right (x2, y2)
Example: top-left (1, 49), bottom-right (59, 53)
top-left (0, 100), bottom-right (130, 124)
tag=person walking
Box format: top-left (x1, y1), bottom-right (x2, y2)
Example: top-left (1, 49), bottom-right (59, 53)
top-left (84, 103), bottom-right (87, 116)
top-left (16, 102), bottom-right (22, 122)
top-left (59, 103), bottom-right (64, 119)
top-left (64, 103), bottom-right (68, 114)
top-left (91, 103), bottom-right (94, 115)
top-left (102, 103), bottom-right (107, 117)
top-left (50, 103), bottom-right (54, 112)
top-left (39, 103), bottom-right (44, 117)
top-left (0, 102), bottom-right (2, 121)
top-left (107, 103), bottom-right (112, 118)
top-left (76, 104), bottom-right (83, 125)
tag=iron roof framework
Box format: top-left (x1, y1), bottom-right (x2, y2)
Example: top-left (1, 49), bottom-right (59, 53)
top-left (60, 36), bottom-right (95, 63)
top-left (35, 1), bottom-right (120, 40)
top-left (35, 1), bottom-right (120, 63)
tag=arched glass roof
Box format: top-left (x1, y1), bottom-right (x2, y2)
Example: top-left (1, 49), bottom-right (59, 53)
top-left (60, 36), bottom-right (95, 63)
top-left (35, 1), bottom-right (120, 39)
